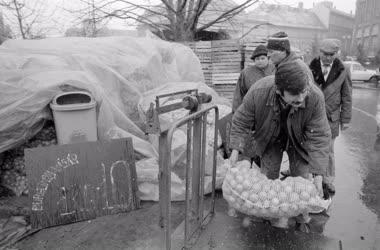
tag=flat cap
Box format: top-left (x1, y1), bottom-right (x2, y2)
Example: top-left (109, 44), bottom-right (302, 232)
top-left (320, 39), bottom-right (340, 53)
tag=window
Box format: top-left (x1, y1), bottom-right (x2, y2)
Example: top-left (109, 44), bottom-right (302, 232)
top-left (353, 64), bottom-right (364, 71)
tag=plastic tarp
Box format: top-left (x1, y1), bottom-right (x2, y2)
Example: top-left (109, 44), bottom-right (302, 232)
top-left (0, 36), bottom-right (232, 201)
top-left (0, 36), bottom-right (207, 157)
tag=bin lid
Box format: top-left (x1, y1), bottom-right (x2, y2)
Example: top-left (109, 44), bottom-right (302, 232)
top-left (50, 91), bottom-right (96, 111)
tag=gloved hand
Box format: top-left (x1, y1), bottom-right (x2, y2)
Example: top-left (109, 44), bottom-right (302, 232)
top-left (341, 123), bottom-right (350, 131)
top-left (229, 149), bottom-right (239, 167)
top-left (313, 175), bottom-right (324, 198)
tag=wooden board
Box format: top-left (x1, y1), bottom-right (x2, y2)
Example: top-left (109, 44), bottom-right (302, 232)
top-left (25, 138), bottom-right (140, 229)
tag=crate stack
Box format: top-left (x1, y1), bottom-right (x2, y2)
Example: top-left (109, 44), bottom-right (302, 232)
top-left (185, 41), bottom-right (212, 86)
top-left (211, 40), bottom-right (242, 100)
top-left (241, 40), bottom-right (266, 69)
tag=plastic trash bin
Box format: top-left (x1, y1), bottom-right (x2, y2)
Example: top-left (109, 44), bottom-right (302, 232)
top-left (50, 91), bottom-right (97, 145)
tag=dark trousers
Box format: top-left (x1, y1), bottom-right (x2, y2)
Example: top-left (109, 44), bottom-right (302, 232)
top-left (260, 142), bottom-right (309, 180)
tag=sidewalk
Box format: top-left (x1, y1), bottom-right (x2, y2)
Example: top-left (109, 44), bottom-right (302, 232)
top-left (352, 82), bottom-right (379, 90)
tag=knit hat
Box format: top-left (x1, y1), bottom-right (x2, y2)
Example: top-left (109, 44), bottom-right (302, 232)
top-left (250, 45), bottom-right (268, 60)
top-left (275, 60), bottom-right (309, 95)
top-left (320, 39), bottom-right (340, 53)
top-left (267, 32), bottom-right (291, 53)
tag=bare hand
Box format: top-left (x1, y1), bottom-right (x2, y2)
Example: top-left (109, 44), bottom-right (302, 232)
top-left (229, 149), bottom-right (239, 167)
top-left (313, 175), bottom-right (323, 198)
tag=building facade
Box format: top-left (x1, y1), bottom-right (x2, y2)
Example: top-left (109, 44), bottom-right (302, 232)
top-left (312, 1), bottom-right (355, 55)
top-left (352, 0), bottom-right (380, 58)
top-left (243, 3), bottom-right (327, 53)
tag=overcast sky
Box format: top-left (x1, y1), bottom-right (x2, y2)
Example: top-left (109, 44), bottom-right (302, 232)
top-left (1, 0), bottom-right (357, 38)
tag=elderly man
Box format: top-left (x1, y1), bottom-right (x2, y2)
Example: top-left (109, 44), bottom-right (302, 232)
top-left (232, 45), bottom-right (275, 112)
top-left (309, 39), bottom-right (352, 195)
top-left (266, 31), bottom-right (299, 67)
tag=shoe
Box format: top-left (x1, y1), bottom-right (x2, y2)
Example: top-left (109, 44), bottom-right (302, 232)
top-left (280, 169), bottom-right (291, 177)
top-left (323, 182), bottom-right (336, 196)
top-left (296, 222), bottom-right (311, 233)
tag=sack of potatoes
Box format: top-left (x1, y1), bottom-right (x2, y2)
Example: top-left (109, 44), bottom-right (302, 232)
top-left (222, 160), bottom-right (330, 219)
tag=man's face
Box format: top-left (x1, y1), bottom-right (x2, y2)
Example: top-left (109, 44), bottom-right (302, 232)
top-left (268, 49), bottom-right (287, 65)
top-left (280, 88), bottom-right (309, 108)
top-left (320, 50), bottom-right (337, 65)
top-left (254, 55), bottom-right (269, 69)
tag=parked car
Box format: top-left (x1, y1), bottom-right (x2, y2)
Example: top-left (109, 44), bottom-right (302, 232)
top-left (344, 61), bottom-right (380, 83)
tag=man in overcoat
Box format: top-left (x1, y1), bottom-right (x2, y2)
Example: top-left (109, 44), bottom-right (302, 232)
top-left (309, 39), bottom-right (352, 194)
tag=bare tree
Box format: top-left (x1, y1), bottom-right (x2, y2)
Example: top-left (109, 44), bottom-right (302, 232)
top-left (65, 0), bottom-right (111, 37)
top-left (0, 0), bottom-right (59, 39)
top-left (0, 11), bottom-right (13, 43)
top-left (66, 0), bottom-right (259, 41)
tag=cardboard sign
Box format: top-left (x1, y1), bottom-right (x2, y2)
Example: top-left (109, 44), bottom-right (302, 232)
top-left (25, 138), bottom-right (140, 229)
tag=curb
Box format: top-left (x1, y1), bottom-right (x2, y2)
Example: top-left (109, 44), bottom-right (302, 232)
top-left (352, 84), bottom-right (379, 90)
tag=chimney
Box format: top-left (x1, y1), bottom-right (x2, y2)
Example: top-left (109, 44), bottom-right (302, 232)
top-left (298, 2), bottom-right (304, 9)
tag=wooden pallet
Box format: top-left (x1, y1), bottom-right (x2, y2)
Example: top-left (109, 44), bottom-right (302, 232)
top-left (184, 39), bottom-right (265, 88)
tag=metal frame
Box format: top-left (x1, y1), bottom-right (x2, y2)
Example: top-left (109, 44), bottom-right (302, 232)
top-left (145, 90), bottom-right (218, 249)
top-left (162, 106), bottom-right (219, 249)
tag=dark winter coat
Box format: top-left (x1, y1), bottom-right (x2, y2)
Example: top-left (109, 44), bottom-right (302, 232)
top-left (309, 58), bottom-right (352, 138)
top-left (230, 75), bottom-right (331, 176)
top-left (276, 51), bottom-right (301, 68)
top-left (232, 63), bottom-right (275, 112)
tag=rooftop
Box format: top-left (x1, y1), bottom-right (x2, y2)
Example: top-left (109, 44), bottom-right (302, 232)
top-left (244, 3), bottom-right (326, 30)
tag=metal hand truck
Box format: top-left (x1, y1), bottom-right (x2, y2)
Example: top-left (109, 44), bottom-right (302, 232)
top-left (146, 89), bottom-right (219, 249)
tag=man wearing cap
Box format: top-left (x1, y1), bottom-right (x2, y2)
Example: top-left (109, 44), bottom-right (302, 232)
top-left (229, 59), bottom-right (331, 228)
top-left (266, 31), bottom-right (300, 67)
top-left (309, 39), bottom-right (352, 195)
top-left (232, 45), bottom-right (275, 112)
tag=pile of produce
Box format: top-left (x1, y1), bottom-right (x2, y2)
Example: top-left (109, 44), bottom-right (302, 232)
top-left (0, 121), bottom-right (57, 196)
top-left (222, 160), bottom-right (329, 219)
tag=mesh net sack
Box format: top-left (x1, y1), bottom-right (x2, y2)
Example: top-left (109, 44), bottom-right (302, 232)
top-left (222, 160), bottom-right (329, 219)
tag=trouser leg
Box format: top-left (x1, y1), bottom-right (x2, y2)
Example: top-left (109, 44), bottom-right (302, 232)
top-left (324, 137), bottom-right (336, 184)
top-left (287, 145), bottom-right (309, 179)
top-left (260, 143), bottom-right (283, 180)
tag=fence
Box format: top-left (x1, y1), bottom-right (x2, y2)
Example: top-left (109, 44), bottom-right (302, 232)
top-left (184, 39), bottom-right (266, 100)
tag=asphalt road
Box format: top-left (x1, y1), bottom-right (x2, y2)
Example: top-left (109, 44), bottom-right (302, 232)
top-left (322, 86), bottom-right (380, 249)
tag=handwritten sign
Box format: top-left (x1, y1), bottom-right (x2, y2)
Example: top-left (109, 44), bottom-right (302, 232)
top-left (25, 138), bottom-right (140, 229)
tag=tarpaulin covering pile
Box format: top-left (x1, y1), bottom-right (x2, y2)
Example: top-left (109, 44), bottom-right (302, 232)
top-left (0, 36), bottom-right (231, 200)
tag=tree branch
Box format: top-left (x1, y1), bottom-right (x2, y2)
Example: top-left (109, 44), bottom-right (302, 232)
top-left (197, 0), bottom-right (258, 32)
top-left (239, 22), bottom-right (274, 40)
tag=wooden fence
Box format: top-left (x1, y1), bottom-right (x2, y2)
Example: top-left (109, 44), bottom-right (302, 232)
top-left (184, 39), bottom-right (266, 100)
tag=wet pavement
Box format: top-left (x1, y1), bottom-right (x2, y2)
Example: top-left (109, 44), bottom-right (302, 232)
top-left (194, 87), bottom-right (380, 250)
top-left (322, 87), bottom-right (380, 250)
top-left (11, 88), bottom-right (380, 250)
